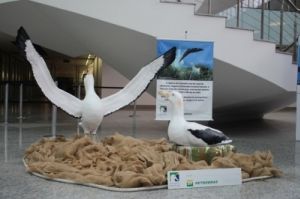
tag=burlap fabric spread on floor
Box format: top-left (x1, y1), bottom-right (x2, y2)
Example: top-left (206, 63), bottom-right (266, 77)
top-left (24, 133), bottom-right (282, 188)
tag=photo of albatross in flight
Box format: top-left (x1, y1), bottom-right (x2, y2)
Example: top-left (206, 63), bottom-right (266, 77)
top-left (16, 27), bottom-right (176, 135)
top-left (159, 90), bottom-right (231, 146)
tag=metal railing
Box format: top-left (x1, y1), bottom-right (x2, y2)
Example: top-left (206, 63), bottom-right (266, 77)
top-left (161, 0), bottom-right (300, 61)
top-left (202, 0), bottom-right (299, 60)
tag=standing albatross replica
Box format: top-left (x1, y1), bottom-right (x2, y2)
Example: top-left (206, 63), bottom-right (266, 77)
top-left (159, 90), bottom-right (231, 146)
top-left (16, 27), bottom-right (176, 135)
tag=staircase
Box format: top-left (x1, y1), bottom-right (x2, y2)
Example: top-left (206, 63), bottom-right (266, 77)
top-left (0, 0), bottom-right (297, 121)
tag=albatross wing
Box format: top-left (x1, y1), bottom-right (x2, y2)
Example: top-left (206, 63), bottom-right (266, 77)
top-left (16, 27), bottom-right (82, 118)
top-left (101, 47), bottom-right (176, 116)
top-left (186, 122), bottom-right (230, 145)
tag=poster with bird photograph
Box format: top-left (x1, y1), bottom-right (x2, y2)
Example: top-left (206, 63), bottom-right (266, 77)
top-left (156, 39), bottom-right (214, 121)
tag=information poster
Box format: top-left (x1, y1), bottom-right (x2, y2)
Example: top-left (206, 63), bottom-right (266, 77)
top-left (156, 40), bottom-right (214, 121)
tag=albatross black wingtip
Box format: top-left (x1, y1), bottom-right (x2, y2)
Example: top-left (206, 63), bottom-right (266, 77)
top-left (179, 47), bottom-right (203, 62)
top-left (163, 47), bottom-right (176, 67)
top-left (16, 26), bottom-right (30, 52)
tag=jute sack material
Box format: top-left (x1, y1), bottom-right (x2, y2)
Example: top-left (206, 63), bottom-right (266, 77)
top-left (24, 133), bottom-right (282, 188)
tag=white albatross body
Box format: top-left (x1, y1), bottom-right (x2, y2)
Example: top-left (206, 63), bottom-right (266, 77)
top-left (80, 74), bottom-right (103, 133)
top-left (16, 27), bottom-right (176, 134)
top-left (159, 91), bottom-right (231, 147)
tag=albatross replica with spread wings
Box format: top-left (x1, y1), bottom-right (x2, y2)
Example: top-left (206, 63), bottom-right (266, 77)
top-left (159, 90), bottom-right (231, 147)
top-left (16, 27), bottom-right (176, 135)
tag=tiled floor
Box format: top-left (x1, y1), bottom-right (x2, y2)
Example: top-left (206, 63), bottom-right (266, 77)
top-left (0, 104), bottom-right (299, 199)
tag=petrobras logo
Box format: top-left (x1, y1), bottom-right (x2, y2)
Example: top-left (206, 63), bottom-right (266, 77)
top-left (186, 179), bottom-right (194, 187)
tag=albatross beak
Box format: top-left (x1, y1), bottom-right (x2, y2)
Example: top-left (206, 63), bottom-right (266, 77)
top-left (158, 90), bottom-right (171, 98)
top-left (81, 65), bottom-right (93, 82)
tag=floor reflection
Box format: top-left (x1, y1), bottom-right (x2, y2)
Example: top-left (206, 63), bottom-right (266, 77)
top-left (4, 123), bottom-right (7, 162)
top-left (19, 118), bottom-right (23, 149)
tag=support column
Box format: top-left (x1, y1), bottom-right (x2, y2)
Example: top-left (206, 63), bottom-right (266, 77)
top-left (19, 83), bottom-right (23, 148)
top-left (132, 100), bottom-right (137, 138)
top-left (51, 81), bottom-right (58, 138)
top-left (4, 83), bottom-right (9, 162)
top-left (77, 84), bottom-right (81, 135)
top-left (296, 37), bottom-right (300, 141)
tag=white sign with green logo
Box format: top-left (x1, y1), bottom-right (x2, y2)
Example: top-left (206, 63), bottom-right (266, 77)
top-left (167, 168), bottom-right (242, 189)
